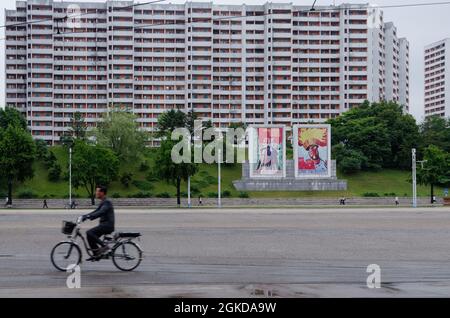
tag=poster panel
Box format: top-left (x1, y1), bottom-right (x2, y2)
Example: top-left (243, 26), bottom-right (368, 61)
top-left (248, 125), bottom-right (286, 178)
top-left (293, 124), bottom-right (331, 178)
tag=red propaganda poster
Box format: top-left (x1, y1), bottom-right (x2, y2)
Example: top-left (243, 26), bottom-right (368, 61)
top-left (248, 125), bottom-right (286, 178)
top-left (293, 124), bottom-right (331, 178)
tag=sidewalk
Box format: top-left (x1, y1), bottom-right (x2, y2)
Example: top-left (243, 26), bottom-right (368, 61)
top-left (0, 197), bottom-right (444, 209)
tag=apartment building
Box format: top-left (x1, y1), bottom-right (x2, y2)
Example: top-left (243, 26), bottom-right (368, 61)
top-left (5, 1), bottom-right (409, 144)
top-left (424, 38), bottom-right (450, 118)
top-left (385, 22), bottom-right (409, 112)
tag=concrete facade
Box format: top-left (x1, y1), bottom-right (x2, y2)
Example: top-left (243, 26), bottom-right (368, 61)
top-left (424, 38), bottom-right (450, 118)
top-left (233, 160), bottom-right (347, 191)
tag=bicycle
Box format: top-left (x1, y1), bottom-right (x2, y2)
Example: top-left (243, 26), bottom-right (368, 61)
top-left (50, 216), bottom-right (143, 272)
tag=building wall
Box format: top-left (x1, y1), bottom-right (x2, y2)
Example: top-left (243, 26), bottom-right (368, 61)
top-left (5, 0), bottom-right (409, 144)
top-left (424, 38), bottom-right (450, 118)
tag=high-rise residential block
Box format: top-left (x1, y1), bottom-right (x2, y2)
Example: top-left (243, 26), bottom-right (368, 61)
top-left (424, 38), bottom-right (450, 118)
top-left (5, 1), bottom-right (409, 144)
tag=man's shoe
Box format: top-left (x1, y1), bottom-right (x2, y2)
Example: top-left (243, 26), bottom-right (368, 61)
top-left (86, 255), bottom-right (100, 262)
top-left (97, 246), bottom-right (110, 255)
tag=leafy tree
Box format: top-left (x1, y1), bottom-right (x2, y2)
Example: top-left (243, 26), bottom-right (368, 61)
top-left (156, 109), bottom-right (186, 137)
top-left (419, 116), bottom-right (450, 153)
top-left (35, 139), bottom-right (49, 160)
top-left (0, 107), bottom-right (27, 130)
top-left (154, 137), bottom-right (197, 206)
top-left (120, 172), bottom-right (133, 188)
top-left (0, 125), bottom-right (36, 205)
top-left (94, 111), bottom-right (147, 161)
top-left (71, 140), bottom-right (119, 205)
top-left (48, 163), bottom-right (62, 182)
top-left (417, 145), bottom-right (450, 203)
top-left (328, 101), bottom-right (420, 171)
top-left (332, 143), bottom-right (368, 174)
top-left (69, 112), bottom-right (87, 140)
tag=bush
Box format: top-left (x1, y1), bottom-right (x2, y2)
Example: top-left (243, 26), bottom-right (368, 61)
top-left (17, 189), bottom-right (37, 199)
top-left (112, 192), bottom-right (121, 198)
top-left (44, 151), bottom-right (57, 169)
top-left (132, 180), bottom-right (154, 191)
top-left (129, 191), bottom-right (152, 198)
top-left (146, 171), bottom-right (159, 182)
top-left (139, 160), bottom-right (150, 172)
top-left (207, 192), bottom-right (218, 198)
top-left (205, 175), bottom-right (217, 185)
top-left (156, 192), bottom-right (171, 198)
top-left (238, 192), bottom-right (249, 198)
top-left (362, 192), bottom-right (380, 197)
top-left (48, 163), bottom-right (61, 182)
top-left (190, 185), bottom-right (200, 194)
top-left (192, 179), bottom-right (209, 188)
top-left (221, 190), bottom-right (231, 198)
top-left (120, 172), bottom-right (133, 188)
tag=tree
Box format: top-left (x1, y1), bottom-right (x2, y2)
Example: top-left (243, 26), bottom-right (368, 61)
top-left (0, 125), bottom-right (36, 205)
top-left (417, 145), bottom-right (450, 203)
top-left (0, 107), bottom-right (27, 130)
top-left (332, 143), bottom-right (368, 174)
top-left (71, 140), bottom-right (119, 205)
top-left (419, 116), bottom-right (450, 153)
top-left (154, 137), bottom-right (197, 206)
top-left (328, 101), bottom-right (420, 171)
top-left (156, 109), bottom-right (186, 137)
top-left (69, 112), bottom-right (87, 140)
top-left (94, 111), bottom-right (147, 161)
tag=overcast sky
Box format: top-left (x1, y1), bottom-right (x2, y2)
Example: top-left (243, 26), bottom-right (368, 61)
top-left (1, 0), bottom-right (449, 122)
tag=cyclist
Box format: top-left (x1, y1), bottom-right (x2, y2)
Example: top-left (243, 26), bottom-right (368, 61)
top-left (81, 185), bottom-right (115, 261)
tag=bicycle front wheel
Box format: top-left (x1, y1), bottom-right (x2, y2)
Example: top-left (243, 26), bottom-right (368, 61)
top-left (112, 241), bottom-right (142, 271)
top-left (50, 242), bottom-right (82, 271)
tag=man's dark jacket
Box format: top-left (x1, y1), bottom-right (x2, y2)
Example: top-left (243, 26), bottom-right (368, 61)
top-left (85, 199), bottom-right (115, 230)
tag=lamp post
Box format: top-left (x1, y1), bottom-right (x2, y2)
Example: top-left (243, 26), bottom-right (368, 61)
top-left (69, 147), bottom-right (72, 209)
top-left (412, 148), bottom-right (417, 208)
top-left (187, 176), bottom-right (191, 208)
top-left (218, 148), bottom-right (221, 208)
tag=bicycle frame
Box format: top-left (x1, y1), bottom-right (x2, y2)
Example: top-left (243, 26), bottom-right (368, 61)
top-left (64, 219), bottom-right (140, 258)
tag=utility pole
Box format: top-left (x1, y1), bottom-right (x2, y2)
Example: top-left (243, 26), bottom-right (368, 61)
top-left (187, 176), bottom-right (191, 208)
top-left (218, 148), bottom-right (221, 208)
top-left (412, 148), bottom-right (417, 208)
top-left (69, 147), bottom-right (73, 209)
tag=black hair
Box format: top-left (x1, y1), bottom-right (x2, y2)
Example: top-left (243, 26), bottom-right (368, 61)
top-left (96, 185), bottom-right (108, 195)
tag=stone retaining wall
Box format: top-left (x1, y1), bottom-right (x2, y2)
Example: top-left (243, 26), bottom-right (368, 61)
top-left (1, 197), bottom-right (443, 209)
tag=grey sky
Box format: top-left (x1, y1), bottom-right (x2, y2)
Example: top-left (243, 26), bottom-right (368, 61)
top-left (1, 0), bottom-right (450, 122)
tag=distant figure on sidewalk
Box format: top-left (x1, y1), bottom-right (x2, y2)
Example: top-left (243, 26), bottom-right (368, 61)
top-left (395, 196), bottom-right (399, 206)
top-left (432, 195), bottom-right (437, 204)
top-left (4, 196), bottom-right (8, 207)
top-left (198, 196), bottom-right (203, 206)
top-left (339, 197), bottom-right (346, 205)
top-left (70, 200), bottom-right (78, 209)
top-left (42, 199), bottom-right (48, 209)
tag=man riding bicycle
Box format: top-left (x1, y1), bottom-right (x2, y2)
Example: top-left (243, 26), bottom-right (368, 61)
top-left (81, 185), bottom-right (115, 261)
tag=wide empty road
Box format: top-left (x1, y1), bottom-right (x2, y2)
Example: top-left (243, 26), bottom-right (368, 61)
top-left (1, 207), bottom-right (450, 297)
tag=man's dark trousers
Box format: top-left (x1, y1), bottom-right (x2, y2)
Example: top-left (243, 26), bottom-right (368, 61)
top-left (86, 225), bottom-right (113, 251)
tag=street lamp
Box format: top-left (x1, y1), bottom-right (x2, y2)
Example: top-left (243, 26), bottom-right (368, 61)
top-left (69, 146), bottom-right (72, 209)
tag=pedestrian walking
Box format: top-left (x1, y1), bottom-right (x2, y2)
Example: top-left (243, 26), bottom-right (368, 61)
top-left (43, 199), bottom-right (48, 209)
top-left (395, 196), bottom-right (399, 206)
top-left (432, 195), bottom-right (437, 204)
top-left (198, 196), bottom-right (203, 206)
top-left (4, 196), bottom-right (8, 207)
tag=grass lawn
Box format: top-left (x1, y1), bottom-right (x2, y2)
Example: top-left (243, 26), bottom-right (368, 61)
top-left (2, 146), bottom-right (441, 199)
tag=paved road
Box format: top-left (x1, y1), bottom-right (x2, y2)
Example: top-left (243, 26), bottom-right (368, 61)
top-left (1, 207), bottom-right (450, 297)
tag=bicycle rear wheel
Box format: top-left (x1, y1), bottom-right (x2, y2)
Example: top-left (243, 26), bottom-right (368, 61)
top-left (112, 241), bottom-right (142, 271)
top-left (50, 242), bottom-right (82, 271)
